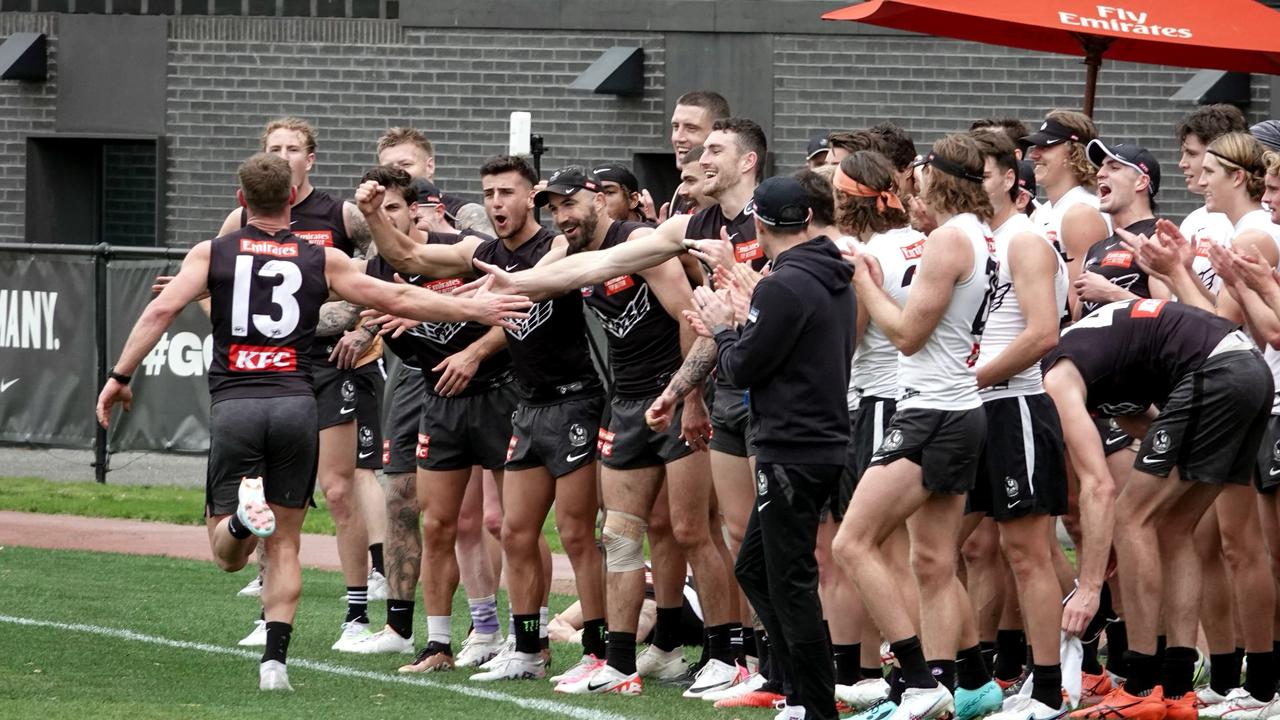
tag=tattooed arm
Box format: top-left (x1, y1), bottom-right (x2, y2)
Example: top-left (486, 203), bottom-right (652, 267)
top-left (643, 336), bottom-right (718, 433)
top-left (454, 202), bottom-right (495, 236)
top-left (316, 300), bottom-right (363, 336)
top-left (344, 201), bottom-right (373, 255)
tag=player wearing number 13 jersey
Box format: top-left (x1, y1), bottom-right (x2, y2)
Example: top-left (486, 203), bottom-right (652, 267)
top-left (95, 153), bottom-right (531, 692)
top-left (834, 134), bottom-right (999, 720)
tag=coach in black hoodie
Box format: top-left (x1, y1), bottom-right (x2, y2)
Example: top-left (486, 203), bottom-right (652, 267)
top-left (691, 176), bottom-right (855, 720)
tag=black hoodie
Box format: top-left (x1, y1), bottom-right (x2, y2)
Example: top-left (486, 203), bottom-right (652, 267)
top-left (713, 236), bottom-right (856, 465)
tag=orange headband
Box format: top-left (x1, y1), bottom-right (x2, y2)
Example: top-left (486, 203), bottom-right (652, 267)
top-left (834, 167), bottom-right (904, 213)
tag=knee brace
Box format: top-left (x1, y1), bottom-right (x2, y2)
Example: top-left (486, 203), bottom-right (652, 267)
top-left (602, 510), bottom-right (647, 573)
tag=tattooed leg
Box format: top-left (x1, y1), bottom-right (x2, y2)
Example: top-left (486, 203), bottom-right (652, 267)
top-left (384, 471), bottom-right (421, 601)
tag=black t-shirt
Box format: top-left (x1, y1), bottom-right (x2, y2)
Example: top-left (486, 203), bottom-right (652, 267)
top-left (582, 221), bottom-right (682, 399)
top-left (206, 226), bottom-right (330, 402)
top-left (684, 202), bottom-right (766, 272)
top-left (471, 225), bottom-right (602, 403)
top-left (1079, 218), bottom-right (1158, 317)
top-left (365, 231), bottom-right (511, 394)
top-left (1042, 298), bottom-right (1237, 416)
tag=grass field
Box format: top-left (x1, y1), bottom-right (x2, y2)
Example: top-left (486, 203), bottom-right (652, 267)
top-left (0, 546), bottom-right (731, 720)
top-left (0, 476), bottom-right (566, 554)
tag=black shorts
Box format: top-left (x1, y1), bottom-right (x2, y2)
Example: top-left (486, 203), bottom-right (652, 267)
top-left (312, 355), bottom-right (357, 430)
top-left (419, 380), bottom-right (520, 471)
top-left (709, 384), bottom-right (755, 458)
top-left (868, 406), bottom-right (987, 495)
top-left (383, 368), bottom-right (426, 474)
top-left (969, 394), bottom-right (1068, 521)
top-left (599, 395), bottom-right (692, 470)
top-left (353, 361), bottom-right (385, 470)
top-left (1095, 418), bottom-right (1134, 456)
top-left (1135, 348), bottom-right (1273, 485)
top-left (506, 393), bottom-right (606, 478)
top-left (205, 395), bottom-right (318, 517)
top-left (1255, 414), bottom-right (1280, 494)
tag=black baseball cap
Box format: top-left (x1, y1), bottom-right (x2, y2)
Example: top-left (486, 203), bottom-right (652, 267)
top-left (806, 133), bottom-right (831, 160)
top-left (533, 166), bottom-right (602, 207)
top-left (409, 177), bottom-right (442, 205)
top-left (591, 163), bottom-right (640, 194)
top-left (1015, 160), bottom-right (1037, 199)
top-left (750, 176), bottom-right (812, 227)
top-left (1020, 118), bottom-right (1086, 148)
top-left (1087, 139), bottom-right (1161, 197)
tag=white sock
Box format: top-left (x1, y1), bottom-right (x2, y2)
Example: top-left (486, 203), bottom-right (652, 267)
top-left (539, 606), bottom-right (549, 639)
top-left (426, 615), bottom-right (451, 646)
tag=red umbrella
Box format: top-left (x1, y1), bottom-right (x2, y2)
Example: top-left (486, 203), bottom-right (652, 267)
top-left (823, 0), bottom-right (1280, 116)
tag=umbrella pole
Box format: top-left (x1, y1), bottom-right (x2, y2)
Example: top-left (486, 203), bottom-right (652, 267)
top-left (1077, 35), bottom-right (1113, 117)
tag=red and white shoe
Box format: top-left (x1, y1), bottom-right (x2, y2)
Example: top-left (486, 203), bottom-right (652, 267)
top-left (555, 664), bottom-right (642, 695)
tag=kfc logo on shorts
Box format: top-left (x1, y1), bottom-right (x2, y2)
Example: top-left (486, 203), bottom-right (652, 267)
top-left (505, 434), bottom-right (519, 462)
top-left (228, 344), bottom-right (297, 372)
top-left (382, 439), bottom-right (391, 466)
top-left (416, 433), bottom-right (430, 460)
top-left (597, 427), bottom-right (616, 458)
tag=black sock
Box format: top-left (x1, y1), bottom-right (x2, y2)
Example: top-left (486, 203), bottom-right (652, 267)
top-left (980, 641), bottom-right (997, 675)
top-left (652, 606), bottom-right (683, 652)
top-left (345, 586), bottom-right (368, 623)
top-left (541, 634), bottom-right (549, 650)
top-left (707, 623), bottom-right (736, 665)
top-left (1162, 645), bottom-right (1197, 697)
top-left (607, 631), bottom-right (638, 675)
top-left (834, 643), bottom-right (861, 685)
top-left (386, 598), bottom-right (414, 639)
top-left (891, 637), bottom-right (935, 689)
top-left (994, 630), bottom-right (1027, 681)
top-left (888, 665), bottom-right (907, 703)
top-left (1082, 636), bottom-right (1103, 674)
top-left (1106, 621), bottom-right (1129, 678)
top-left (1031, 663), bottom-right (1063, 708)
top-left (757, 632), bottom-right (772, 679)
top-left (1211, 651), bottom-right (1243, 695)
top-left (1125, 650), bottom-right (1159, 694)
top-left (957, 644), bottom-right (990, 690)
top-left (513, 613), bottom-right (540, 654)
top-left (227, 513), bottom-right (253, 540)
top-left (1246, 651), bottom-right (1277, 702)
top-left (369, 543), bottom-right (384, 576)
top-left (729, 623), bottom-right (744, 665)
top-left (743, 627), bottom-right (758, 660)
top-left (863, 665), bottom-right (885, 681)
top-left (582, 618), bottom-right (607, 658)
top-left (262, 621), bottom-right (292, 664)
top-left (929, 659), bottom-right (957, 692)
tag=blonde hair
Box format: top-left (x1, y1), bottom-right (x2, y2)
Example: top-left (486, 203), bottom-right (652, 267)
top-left (1045, 109), bottom-right (1099, 190)
top-left (1264, 149), bottom-right (1280, 178)
top-left (1208, 132), bottom-right (1266, 201)
top-left (376, 126), bottom-right (434, 159)
top-left (260, 117), bottom-right (317, 155)
top-left (921, 134), bottom-right (994, 222)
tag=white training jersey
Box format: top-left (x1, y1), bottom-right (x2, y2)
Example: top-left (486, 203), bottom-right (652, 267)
top-left (1181, 205), bottom-right (1235, 295)
top-left (898, 213), bottom-right (997, 412)
top-left (1235, 209), bottom-right (1280, 414)
top-left (848, 227), bottom-right (926, 409)
top-left (1030, 185), bottom-right (1112, 256)
top-left (978, 213), bottom-right (1069, 400)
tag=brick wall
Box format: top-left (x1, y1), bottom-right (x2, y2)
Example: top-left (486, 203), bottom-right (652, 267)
top-left (1, 13), bottom-right (1275, 244)
top-left (102, 142), bottom-right (158, 245)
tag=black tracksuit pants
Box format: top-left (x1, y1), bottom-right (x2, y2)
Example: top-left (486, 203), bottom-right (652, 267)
top-left (734, 461), bottom-right (840, 720)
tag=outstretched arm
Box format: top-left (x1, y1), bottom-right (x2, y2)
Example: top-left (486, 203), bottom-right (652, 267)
top-left (356, 181), bottom-right (480, 278)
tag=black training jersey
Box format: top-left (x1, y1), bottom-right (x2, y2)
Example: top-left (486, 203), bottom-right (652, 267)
top-left (582, 221), bottom-right (682, 399)
top-left (1079, 218), bottom-right (1157, 317)
top-left (241, 188), bottom-right (354, 257)
top-left (684, 202), bottom-right (766, 272)
top-left (472, 226), bottom-right (602, 403)
top-left (1042, 298), bottom-right (1237, 416)
top-left (365, 231), bottom-right (511, 394)
top-left (207, 226), bottom-right (330, 402)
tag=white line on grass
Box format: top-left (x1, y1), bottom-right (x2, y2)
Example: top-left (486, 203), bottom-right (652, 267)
top-left (0, 614), bottom-right (628, 720)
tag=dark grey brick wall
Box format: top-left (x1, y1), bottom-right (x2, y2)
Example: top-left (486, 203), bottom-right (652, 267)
top-left (3, 13), bottom-right (1276, 244)
top-left (773, 35), bottom-right (1272, 221)
top-left (0, 15), bottom-right (58, 242)
top-left (102, 142), bottom-right (158, 245)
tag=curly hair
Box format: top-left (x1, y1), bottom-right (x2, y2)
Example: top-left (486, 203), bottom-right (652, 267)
top-left (834, 151), bottom-right (909, 237)
top-left (1045, 110), bottom-right (1099, 190)
top-left (869, 122), bottom-right (918, 172)
top-left (921, 134), bottom-right (993, 222)
top-left (1177, 104), bottom-right (1247, 145)
top-left (1265, 149), bottom-right (1280, 178)
top-left (360, 165), bottom-right (415, 204)
top-left (1208, 132), bottom-right (1267, 201)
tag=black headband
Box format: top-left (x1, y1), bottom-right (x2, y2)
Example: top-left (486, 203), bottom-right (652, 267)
top-left (915, 152), bottom-right (984, 183)
top-left (1207, 148), bottom-right (1264, 176)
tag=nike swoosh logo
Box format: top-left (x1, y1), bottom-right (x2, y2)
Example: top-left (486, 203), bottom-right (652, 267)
top-left (1104, 435), bottom-right (1126, 447)
top-left (0, 378), bottom-right (17, 392)
top-left (358, 451), bottom-right (374, 459)
top-left (339, 406), bottom-right (355, 415)
top-left (565, 451), bottom-right (590, 462)
top-left (505, 263), bottom-right (520, 271)
top-left (1007, 500), bottom-right (1021, 509)
top-left (1140, 454), bottom-right (1163, 465)
top-left (586, 680), bottom-right (614, 692)
top-left (757, 500), bottom-right (771, 512)
top-left (1270, 467), bottom-right (1280, 478)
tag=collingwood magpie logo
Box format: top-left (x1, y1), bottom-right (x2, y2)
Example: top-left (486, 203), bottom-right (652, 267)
top-left (1151, 429), bottom-right (1171, 454)
top-left (505, 300), bottom-right (553, 341)
top-left (591, 284), bottom-right (651, 338)
top-left (413, 321), bottom-right (465, 345)
top-left (988, 280), bottom-right (1013, 314)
